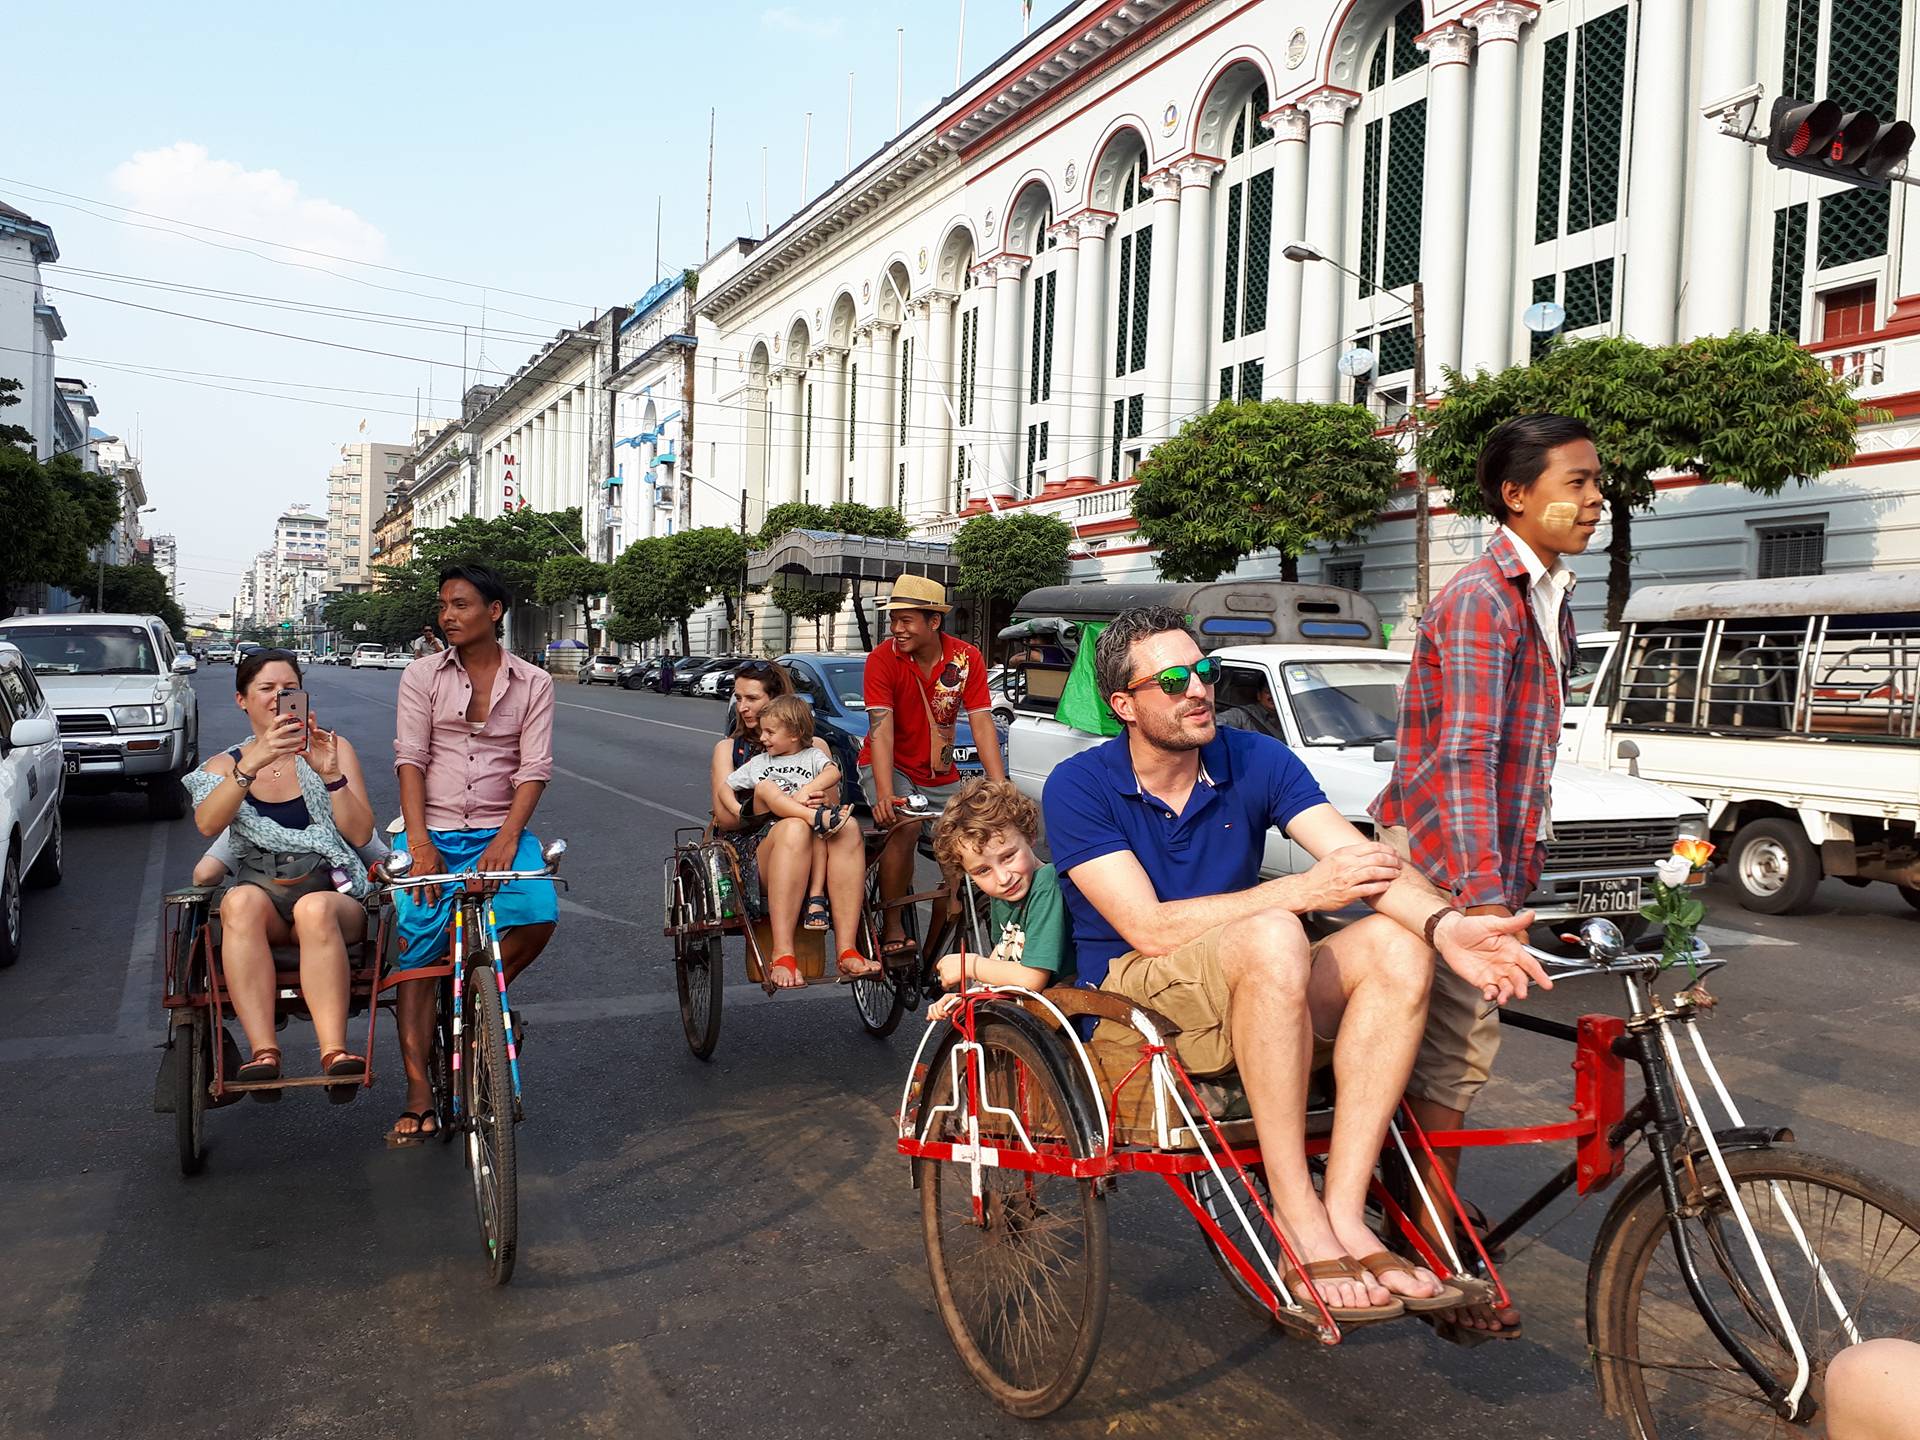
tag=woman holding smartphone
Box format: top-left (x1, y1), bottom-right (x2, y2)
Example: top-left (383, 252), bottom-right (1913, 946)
top-left (183, 649), bottom-right (377, 1096)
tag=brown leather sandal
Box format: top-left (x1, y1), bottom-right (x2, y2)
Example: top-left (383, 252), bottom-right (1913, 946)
top-left (1352, 1251), bottom-right (1464, 1313)
top-left (1283, 1256), bottom-right (1406, 1324)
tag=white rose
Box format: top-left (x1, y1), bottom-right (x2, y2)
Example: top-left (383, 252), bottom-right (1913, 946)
top-left (1654, 855), bottom-right (1692, 888)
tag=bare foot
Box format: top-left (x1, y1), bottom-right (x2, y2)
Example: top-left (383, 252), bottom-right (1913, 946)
top-left (1281, 1223), bottom-right (1392, 1313)
top-left (1329, 1218), bottom-right (1444, 1301)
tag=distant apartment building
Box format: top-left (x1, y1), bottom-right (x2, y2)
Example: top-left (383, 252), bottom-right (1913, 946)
top-left (326, 440), bottom-right (410, 591)
top-left (149, 535), bottom-right (178, 596)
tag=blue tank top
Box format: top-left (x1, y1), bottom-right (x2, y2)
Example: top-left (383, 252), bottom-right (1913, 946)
top-left (228, 747), bottom-right (313, 829)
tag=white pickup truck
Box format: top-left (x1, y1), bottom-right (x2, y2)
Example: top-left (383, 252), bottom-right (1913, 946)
top-left (1003, 581), bottom-right (1708, 936)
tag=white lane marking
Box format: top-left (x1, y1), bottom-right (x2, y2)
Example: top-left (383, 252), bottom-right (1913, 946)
top-left (550, 764), bottom-right (707, 826)
top-left (555, 699), bottom-right (716, 736)
top-left (115, 822), bottom-right (172, 1037)
top-left (1698, 923), bottom-right (1792, 950)
top-left (558, 895), bottom-right (642, 928)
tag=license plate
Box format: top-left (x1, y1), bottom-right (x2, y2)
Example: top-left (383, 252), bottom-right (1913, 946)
top-left (951, 746), bottom-right (978, 765)
top-left (1578, 876), bottom-right (1642, 914)
top-left (63, 757), bottom-right (79, 776)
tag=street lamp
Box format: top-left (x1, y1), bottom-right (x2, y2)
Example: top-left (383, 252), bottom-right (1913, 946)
top-left (1284, 242), bottom-right (1431, 613)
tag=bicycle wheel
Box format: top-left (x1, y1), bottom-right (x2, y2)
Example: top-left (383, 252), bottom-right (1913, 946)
top-left (172, 1012), bottom-right (208, 1177)
top-left (1183, 1164), bottom-right (1283, 1324)
top-left (428, 973), bottom-right (455, 1138)
top-left (851, 869), bottom-right (908, 1039)
top-left (1589, 1146), bottom-right (1920, 1440)
top-left (673, 855), bottom-right (723, 1059)
top-left (462, 966), bottom-right (519, 1285)
top-left (918, 1013), bottom-right (1109, 1417)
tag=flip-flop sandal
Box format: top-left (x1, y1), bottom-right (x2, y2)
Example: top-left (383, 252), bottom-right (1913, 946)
top-left (1353, 1251), bottom-right (1464, 1314)
top-left (237, 1047), bottom-right (282, 1103)
top-left (1283, 1257), bottom-right (1407, 1325)
top-left (386, 1110), bottom-right (439, 1148)
top-left (801, 894), bottom-right (831, 930)
top-left (1421, 1307), bottom-right (1525, 1346)
top-left (878, 935), bottom-right (918, 959)
top-left (321, 1050), bottom-right (366, 1104)
top-left (836, 947), bottom-right (883, 979)
top-left (767, 954), bottom-right (805, 987)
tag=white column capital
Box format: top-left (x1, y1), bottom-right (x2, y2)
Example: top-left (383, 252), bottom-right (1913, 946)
top-left (1416, 21), bottom-right (1475, 66)
top-left (1068, 208), bottom-right (1117, 241)
top-left (1298, 86), bottom-right (1361, 128)
top-left (1463, 0), bottom-right (1539, 45)
top-left (990, 253), bottom-right (1031, 283)
top-left (1169, 155), bottom-right (1225, 189)
top-left (1261, 105), bottom-right (1310, 145)
top-left (1041, 219), bottom-right (1080, 251)
top-left (908, 288), bottom-right (959, 318)
top-left (1143, 167), bottom-right (1184, 201)
top-left (807, 344), bottom-right (849, 366)
top-left (855, 320), bottom-right (898, 343)
top-left (966, 260), bottom-right (999, 288)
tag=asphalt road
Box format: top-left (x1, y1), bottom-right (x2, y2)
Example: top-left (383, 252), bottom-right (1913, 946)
top-left (3, 663), bottom-right (1918, 1440)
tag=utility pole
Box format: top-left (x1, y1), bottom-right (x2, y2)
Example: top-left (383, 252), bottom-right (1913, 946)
top-left (704, 108), bottom-right (716, 259)
top-left (1410, 279), bottom-right (1429, 614)
top-left (739, 487), bottom-right (751, 652)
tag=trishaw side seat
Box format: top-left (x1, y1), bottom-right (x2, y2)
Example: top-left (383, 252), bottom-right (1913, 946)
top-left (1033, 985), bottom-right (1182, 1039)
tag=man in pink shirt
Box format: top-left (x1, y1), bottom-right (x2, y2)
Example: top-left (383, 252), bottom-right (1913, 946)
top-left (388, 564), bottom-right (558, 1145)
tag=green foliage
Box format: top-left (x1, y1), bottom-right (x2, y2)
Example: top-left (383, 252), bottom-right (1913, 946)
top-left (757, 501), bottom-right (833, 546)
top-left (769, 583), bottom-right (845, 649)
top-left (535, 555), bottom-right (610, 609)
top-left (608, 526), bottom-right (745, 651)
top-left (953, 511), bottom-right (1073, 606)
top-left (410, 507), bottom-right (586, 602)
top-left (321, 588), bottom-right (437, 648)
top-left (824, 501), bottom-right (911, 541)
top-left (0, 447), bottom-right (120, 617)
top-left (0, 376), bottom-right (36, 451)
top-left (1420, 333), bottom-right (1871, 624)
top-left (97, 561), bottom-right (187, 639)
top-left (604, 609), bottom-right (665, 648)
top-left (1131, 400), bottom-right (1401, 583)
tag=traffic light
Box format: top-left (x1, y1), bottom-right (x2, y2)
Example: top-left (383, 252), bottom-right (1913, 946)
top-left (1766, 96), bottom-right (1914, 187)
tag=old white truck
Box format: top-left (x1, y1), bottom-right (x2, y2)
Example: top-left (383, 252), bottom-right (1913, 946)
top-left (1558, 571), bottom-right (1920, 915)
top-left (1002, 581), bottom-right (1708, 936)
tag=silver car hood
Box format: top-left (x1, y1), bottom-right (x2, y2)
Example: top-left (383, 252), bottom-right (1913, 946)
top-left (36, 673), bottom-right (170, 708)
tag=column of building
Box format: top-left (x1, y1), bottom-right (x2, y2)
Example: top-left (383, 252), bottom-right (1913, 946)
top-left (1041, 219), bottom-right (1081, 488)
top-left (1067, 211), bottom-right (1114, 483)
top-left (772, 366), bottom-right (803, 506)
top-left (1624, 0), bottom-right (1691, 342)
top-left (1418, 22), bottom-right (1475, 378)
top-left (1169, 156), bottom-right (1223, 431)
top-left (1458, 3), bottom-right (1537, 374)
top-left (860, 322), bottom-right (897, 508)
top-left (1296, 88), bottom-right (1359, 402)
top-left (1142, 168), bottom-right (1183, 436)
top-left (987, 254), bottom-right (1029, 500)
top-left (909, 294), bottom-right (948, 518)
top-left (1685, 0), bottom-right (1755, 336)
top-left (1262, 107), bottom-right (1310, 401)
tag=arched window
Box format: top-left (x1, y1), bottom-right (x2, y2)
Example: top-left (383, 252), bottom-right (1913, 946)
top-left (1216, 78), bottom-right (1274, 405)
top-left (1105, 140), bottom-right (1153, 483)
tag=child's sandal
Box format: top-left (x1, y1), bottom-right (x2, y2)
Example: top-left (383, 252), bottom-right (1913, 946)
top-left (801, 894), bottom-right (830, 930)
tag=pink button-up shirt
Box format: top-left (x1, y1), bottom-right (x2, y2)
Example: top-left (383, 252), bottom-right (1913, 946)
top-left (394, 646), bottom-right (555, 831)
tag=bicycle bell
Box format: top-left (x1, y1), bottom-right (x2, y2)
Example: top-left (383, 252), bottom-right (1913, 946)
top-left (1578, 916), bottom-right (1626, 959)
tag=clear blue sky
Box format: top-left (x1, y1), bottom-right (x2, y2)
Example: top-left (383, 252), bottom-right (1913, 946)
top-left (3, 1), bottom-right (1039, 613)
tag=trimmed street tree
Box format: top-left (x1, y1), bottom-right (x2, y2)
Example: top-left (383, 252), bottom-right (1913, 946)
top-left (753, 501), bottom-right (913, 649)
top-left (1131, 399), bottom-right (1402, 582)
top-left (757, 501), bottom-right (833, 546)
top-left (411, 506), bottom-right (586, 602)
top-left (1420, 332), bottom-right (1871, 627)
top-left (98, 561), bottom-right (187, 639)
top-left (954, 510), bottom-right (1073, 646)
top-left (535, 555), bottom-right (611, 644)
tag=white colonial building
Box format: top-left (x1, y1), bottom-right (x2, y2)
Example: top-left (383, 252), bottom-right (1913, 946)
top-left (693, 0), bottom-right (1920, 636)
top-left (604, 275), bottom-right (696, 561)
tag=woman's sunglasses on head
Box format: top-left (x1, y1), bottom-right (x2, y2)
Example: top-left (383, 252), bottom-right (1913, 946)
top-left (1125, 656), bottom-right (1222, 695)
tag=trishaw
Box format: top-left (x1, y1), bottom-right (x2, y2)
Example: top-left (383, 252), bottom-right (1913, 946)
top-left (663, 806), bottom-right (973, 1058)
top-left (157, 837), bottom-right (568, 1286)
top-left (897, 917), bottom-right (1920, 1434)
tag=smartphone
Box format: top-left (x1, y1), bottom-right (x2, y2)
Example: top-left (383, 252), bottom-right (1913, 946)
top-left (276, 688), bottom-right (310, 733)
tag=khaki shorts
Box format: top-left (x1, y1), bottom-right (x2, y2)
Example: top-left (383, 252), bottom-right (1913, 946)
top-left (858, 765), bottom-right (967, 816)
top-left (1094, 921), bottom-right (1336, 1080)
top-left (1378, 824), bottom-right (1504, 1112)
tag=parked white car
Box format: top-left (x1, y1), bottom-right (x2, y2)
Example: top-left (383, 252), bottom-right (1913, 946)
top-left (350, 644), bottom-right (388, 670)
top-left (1559, 571), bottom-right (1920, 914)
top-left (1002, 583), bottom-right (1708, 937)
top-left (0, 641), bottom-right (65, 967)
top-left (0, 613), bottom-right (199, 820)
top-left (382, 650), bottom-right (412, 670)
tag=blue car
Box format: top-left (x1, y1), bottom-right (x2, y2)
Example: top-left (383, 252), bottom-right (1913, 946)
top-left (725, 652), bottom-right (989, 806)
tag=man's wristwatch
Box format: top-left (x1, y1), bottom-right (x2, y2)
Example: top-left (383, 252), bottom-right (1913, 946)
top-left (1423, 906), bottom-right (1459, 947)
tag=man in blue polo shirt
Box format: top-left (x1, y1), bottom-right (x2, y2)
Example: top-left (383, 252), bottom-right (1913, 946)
top-left (1043, 606), bottom-right (1550, 1322)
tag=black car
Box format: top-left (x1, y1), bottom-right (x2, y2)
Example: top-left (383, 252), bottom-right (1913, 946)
top-left (667, 656), bottom-right (723, 694)
top-left (617, 658), bottom-right (659, 690)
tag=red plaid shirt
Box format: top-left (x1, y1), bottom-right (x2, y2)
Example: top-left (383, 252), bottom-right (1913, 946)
top-left (1370, 530), bottom-right (1575, 909)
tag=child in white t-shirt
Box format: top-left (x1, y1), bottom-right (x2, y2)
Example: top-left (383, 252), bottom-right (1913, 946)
top-left (727, 694), bottom-right (849, 930)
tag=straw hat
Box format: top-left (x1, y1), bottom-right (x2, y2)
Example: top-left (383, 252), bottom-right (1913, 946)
top-left (879, 574), bottom-right (952, 613)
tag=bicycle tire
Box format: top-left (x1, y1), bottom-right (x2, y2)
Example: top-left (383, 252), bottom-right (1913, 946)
top-left (463, 966), bottom-right (519, 1285)
top-left (429, 972), bottom-right (455, 1138)
top-left (918, 1012), bottom-right (1109, 1418)
top-left (1588, 1145), bottom-right (1920, 1440)
top-left (851, 869), bottom-right (908, 1038)
top-left (173, 1012), bottom-right (207, 1177)
top-left (674, 855), bottom-right (724, 1059)
top-left (1183, 1164), bottom-right (1285, 1325)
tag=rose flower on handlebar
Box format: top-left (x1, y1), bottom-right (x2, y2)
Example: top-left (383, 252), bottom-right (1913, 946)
top-left (1643, 838), bottom-right (1716, 980)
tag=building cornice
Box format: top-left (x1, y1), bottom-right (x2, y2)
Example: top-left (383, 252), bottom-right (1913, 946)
top-left (464, 328), bottom-right (598, 435)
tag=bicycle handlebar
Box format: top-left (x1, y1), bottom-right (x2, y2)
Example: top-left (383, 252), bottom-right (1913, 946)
top-left (1520, 933), bottom-right (1715, 980)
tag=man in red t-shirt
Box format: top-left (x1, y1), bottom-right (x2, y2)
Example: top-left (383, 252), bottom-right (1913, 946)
top-left (860, 575), bottom-right (1006, 955)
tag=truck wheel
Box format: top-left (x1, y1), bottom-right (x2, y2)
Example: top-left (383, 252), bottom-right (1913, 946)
top-left (147, 769), bottom-right (189, 821)
top-left (1726, 817), bottom-right (1820, 915)
top-left (1899, 885), bottom-right (1920, 913)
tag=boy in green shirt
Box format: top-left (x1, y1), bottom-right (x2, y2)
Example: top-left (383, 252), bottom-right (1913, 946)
top-left (928, 780), bottom-right (1075, 1018)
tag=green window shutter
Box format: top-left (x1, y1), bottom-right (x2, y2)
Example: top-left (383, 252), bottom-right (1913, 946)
top-left (804, 383), bottom-right (814, 474)
top-left (1377, 323), bottom-right (1415, 375)
top-left (1222, 181), bottom-right (1244, 343)
top-left (1350, 332), bottom-right (1372, 407)
top-left (1129, 226), bottom-right (1153, 374)
top-left (1817, 187), bottom-right (1891, 269)
top-left (1391, 1), bottom-right (1427, 76)
top-left (1830, 0), bottom-right (1902, 114)
top-left (1780, 0), bottom-right (1817, 99)
top-left (1251, 83), bottom-right (1273, 144)
top-left (1382, 99), bottom-right (1426, 290)
top-left (897, 336), bottom-right (911, 446)
top-left (1041, 272), bottom-right (1056, 402)
top-left (1239, 359), bottom-right (1264, 402)
top-left (1242, 168), bottom-right (1272, 336)
top-left (1770, 204), bottom-right (1809, 338)
top-left (1220, 365), bottom-right (1234, 403)
top-left (1114, 234), bottom-right (1133, 377)
top-left (1537, 32), bottom-right (1569, 243)
top-left (1127, 393), bottom-right (1144, 438)
top-left (1039, 421), bottom-right (1049, 462)
top-left (1368, 35), bottom-right (1387, 91)
top-left (1029, 276), bottom-right (1046, 404)
top-left (1110, 400), bottom-right (1124, 484)
top-left (1230, 112), bottom-right (1247, 158)
top-left (1566, 6), bottom-right (1629, 235)
top-left (1530, 275), bottom-right (1557, 360)
top-left (957, 311), bottom-right (973, 426)
top-left (1026, 424), bottom-right (1038, 490)
top-left (1564, 258), bottom-right (1615, 330)
top-left (848, 362), bottom-right (857, 461)
top-left (1358, 119), bottom-right (1384, 296)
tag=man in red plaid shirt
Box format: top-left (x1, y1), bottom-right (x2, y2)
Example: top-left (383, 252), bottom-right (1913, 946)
top-left (1372, 413), bottom-right (1605, 1339)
